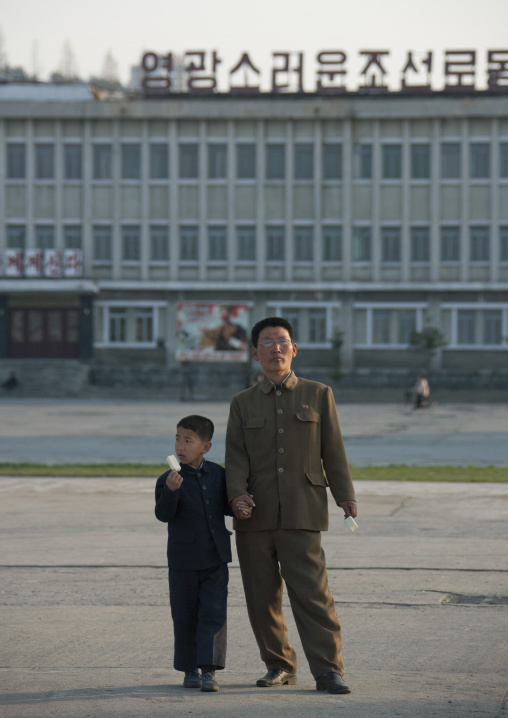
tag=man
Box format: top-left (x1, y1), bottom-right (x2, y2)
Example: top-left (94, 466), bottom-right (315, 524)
top-left (225, 317), bottom-right (357, 695)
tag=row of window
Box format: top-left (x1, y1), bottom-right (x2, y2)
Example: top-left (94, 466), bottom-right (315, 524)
top-left (6, 223), bottom-right (508, 265)
top-left (95, 303), bottom-right (508, 348)
top-left (5, 141), bottom-right (508, 182)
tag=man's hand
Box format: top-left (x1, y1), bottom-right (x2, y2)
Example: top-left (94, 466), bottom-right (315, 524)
top-left (231, 493), bottom-right (255, 519)
top-left (166, 470), bottom-right (183, 492)
top-left (338, 500), bottom-right (357, 518)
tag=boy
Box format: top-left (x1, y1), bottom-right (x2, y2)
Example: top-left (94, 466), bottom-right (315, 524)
top-left (155, 415), bottom-right (245, 692)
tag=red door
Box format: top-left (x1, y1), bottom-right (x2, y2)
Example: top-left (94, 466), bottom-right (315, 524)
top-left (9, 308), bottom-right (80, 358)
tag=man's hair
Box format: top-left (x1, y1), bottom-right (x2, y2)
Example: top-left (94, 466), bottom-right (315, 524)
top-left (177, 415), bottom-right (214, 442)
top-left (251, 316), bottom-right (294, 348)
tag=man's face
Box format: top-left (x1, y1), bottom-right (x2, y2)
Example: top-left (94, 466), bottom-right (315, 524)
top-left (252, 325), bottom-right (297, 377)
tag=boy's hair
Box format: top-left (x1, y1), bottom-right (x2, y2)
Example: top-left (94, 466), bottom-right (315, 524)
top-left (251, 316), bottom-right (294, 348)
top-left (177, 415), bottom-right (214, 442)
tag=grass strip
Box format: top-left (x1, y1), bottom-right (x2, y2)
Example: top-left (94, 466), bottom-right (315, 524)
top-left (0, 463), bottom-right (506, 482)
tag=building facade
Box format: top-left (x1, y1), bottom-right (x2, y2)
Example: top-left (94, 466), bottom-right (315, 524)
top-left (1, 85), bottom-right (508, 391)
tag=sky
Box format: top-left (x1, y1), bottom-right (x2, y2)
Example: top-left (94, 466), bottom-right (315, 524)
top-left (1, 0), bottom-right (507, 92)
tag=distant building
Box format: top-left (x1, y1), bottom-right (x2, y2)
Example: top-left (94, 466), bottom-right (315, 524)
top-left (0, 82), bottom-right (507, 391)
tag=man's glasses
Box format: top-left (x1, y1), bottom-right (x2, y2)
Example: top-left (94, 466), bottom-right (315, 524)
top-left (258, 338), bottom-right (292, 348)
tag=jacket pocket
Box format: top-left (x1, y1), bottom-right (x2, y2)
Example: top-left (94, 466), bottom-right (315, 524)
top-left (296, 409), bottom-right (320, 423)
top-left (244, 417), bottom-right (266, 429)
top-left (305, 472), bottom-right (328, 487)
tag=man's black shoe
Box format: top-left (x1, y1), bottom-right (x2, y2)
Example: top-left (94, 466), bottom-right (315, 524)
top-left (256, 669), bottom-right (297, 687)
top-left (316, 672), bottom-right (351, 694)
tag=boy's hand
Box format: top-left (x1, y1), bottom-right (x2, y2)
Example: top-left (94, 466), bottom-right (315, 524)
top-left (166, 470), bottom-right (183, 492)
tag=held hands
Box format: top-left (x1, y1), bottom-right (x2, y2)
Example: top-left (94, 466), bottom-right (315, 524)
top-left (231, 493), bottom-right (255, 519)
top-left (338, 500), bottom-right (358, 519)
top-left (166, 469), bottom-right (183, 492)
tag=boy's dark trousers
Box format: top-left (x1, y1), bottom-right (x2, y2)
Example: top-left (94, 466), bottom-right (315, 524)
top-left (169, 563), bottom-right (228, 672)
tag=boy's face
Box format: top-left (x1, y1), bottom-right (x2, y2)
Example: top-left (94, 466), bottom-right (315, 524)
top-left (175, 427), bottom-right (211, 468)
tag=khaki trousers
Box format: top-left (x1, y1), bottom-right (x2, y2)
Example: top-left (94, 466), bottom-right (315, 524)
top-left (235, 528), bottom-right (345, 678)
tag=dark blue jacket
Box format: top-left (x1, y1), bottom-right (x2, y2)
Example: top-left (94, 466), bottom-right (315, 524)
top-left (155, 459), bottom-right (232, 570)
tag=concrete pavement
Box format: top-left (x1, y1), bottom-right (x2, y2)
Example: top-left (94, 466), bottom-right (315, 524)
top-left (1, 398), bottom-right (507, 717)
top-left (1, 398), bottom-right (508, 465)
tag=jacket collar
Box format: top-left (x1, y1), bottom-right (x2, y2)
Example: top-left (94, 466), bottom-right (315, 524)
top-left (261, 371), bottom-right (297, 393)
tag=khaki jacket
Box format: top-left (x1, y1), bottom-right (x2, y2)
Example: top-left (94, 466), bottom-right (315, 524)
top-left (225, 373), bottom-right (355, 532)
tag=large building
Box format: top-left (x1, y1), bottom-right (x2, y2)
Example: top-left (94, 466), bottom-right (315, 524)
top-left (1, 81), bottom-right (508, 393)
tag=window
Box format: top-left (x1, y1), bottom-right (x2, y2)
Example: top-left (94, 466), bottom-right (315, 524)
top-left (109, 309), bottom-right (127, 343)
top-left (457, 310), bottom-right (476, 345)
top-left (483, 310), bottom-right (502, 345)
top-left (411, 226), bottom-right (430, 262)
top-left (281, 308), bottom-right (300, 340)
top-left (266, 225), bottom-right (285, 262)
top-left (294, 144), bottom-right (313, 180)
top-left (293, 226), bottom-right (313, 262)
top-left (208, 144), bottom-right (227, 179)
top-left (441, 226), bottom-right (460, 262)
top-left (179, 144), bottom-right (199, 179)
top-left (381, 227), bottom-right (401, 263)
top-left (122, 225), bottom-right (141, 261)
top-left (322, 143), bottom-right (342, 180)
top-left (135, 308), bottom-right (154, 343)
top-left (64, 225), bottom-right (82, 249)
top-left (236, 144), bottom-right (256, 180)
top-left (373, 310), bottom-right (390, 344)
top-left (93, 226), bottom-right (112, 262)
top-left (266, 144), bottom-right (285, 180)
top-left (398, 311), bottom-right (417, 344)
top-left (382, 144), bottom-right (402, 180)
top-left (501, 144), bottom-right (508, 179)
top-left (441, 142), bottom-right (461, 179)
top-left (150, 144), bottom-right (169, 180)
top-left (150, 226), bottom-right (169, 261)
top-left (64, 144), bottom-right (82, 180)
top-left (6, 144), bottom-right (25, 179)
top-left (470, 143), bottom-right (490, 179)
top-left (322, 225), bottom-right (342, 262)
top-left (121, 144), bottom-right (141, 180)
top-left (237, 226), bottom-right (256, 261)
top-left (35, 143), bottom-right (54, 179)
top-left (93, 144), bottom-right (112, 180)
top-left (208, 226), bottom-right (227, 261)
top-left (7, 225), bottom-right (26, 249)
top-left (354, 144), bottom-right (372, 179)
top-left (308, 308), bottom-right (327, 343)
top-left (352, 226), bottom-right (371, 262)
top-left (35, 225), bottom-right (54, 250)
top-left (470, 226), bottom-right (489, 262)
top-left (363, 307), bottom-right (418, 346)
top-left (501, 226), bottom-right (508, 261)
top-left (180, 226), bottom-right (198, 261)
top-left (103, 305), bottom-right (156, 345)
top-left (411, 144), bottom-right (430, 180)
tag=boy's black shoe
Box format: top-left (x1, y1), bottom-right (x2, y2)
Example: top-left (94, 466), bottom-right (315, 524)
top-left (201, 671), bottom-right (219, 692)
top-left (183, 670), bottom-right (201, 688)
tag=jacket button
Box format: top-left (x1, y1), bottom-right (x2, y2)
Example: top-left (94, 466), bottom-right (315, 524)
top-left (279, 448), bottom-right (284, 453)
top-left (278, 467), bottom-right (284, 473)
top-left (205, 500), bottom-right (209, 504)
top-left (279, 428), bottom-right (284, 433)
top-left (276, 390), bottom-right (282, 396)
top-left (277, 409), bottom-right (283, 414)
top-left (202, 485), bottom-right (206, 490)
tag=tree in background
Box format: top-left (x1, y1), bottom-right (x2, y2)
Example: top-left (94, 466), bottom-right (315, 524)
top-left (409, 327), bottom-right (447, 372)
top-left (50, 40), bottom-right (81, 83)
top-left (331, 329), bottom-right (344, 381)
top-left (90, 50), bottom-right (123, 91)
